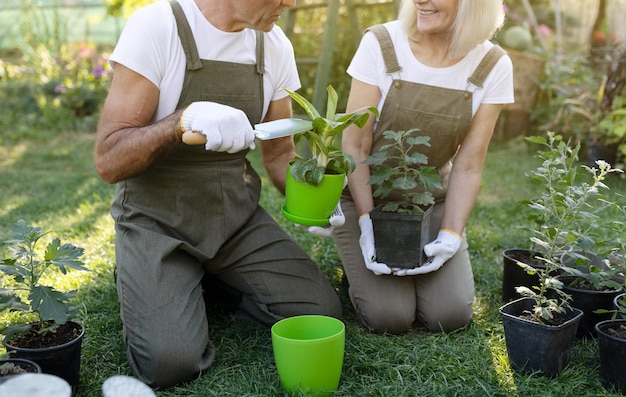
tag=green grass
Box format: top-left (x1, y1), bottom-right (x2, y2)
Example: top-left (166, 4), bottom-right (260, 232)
top-left (1, 130), bottom-right (626, 396)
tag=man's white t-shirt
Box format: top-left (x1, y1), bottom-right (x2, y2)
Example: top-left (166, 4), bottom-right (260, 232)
top-left (109, 0), bottom-right (301, 123)
top-left (347, 21), bottom-right (514, 117)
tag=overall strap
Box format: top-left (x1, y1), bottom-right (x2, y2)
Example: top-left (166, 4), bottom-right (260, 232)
top-left (169, 0), bottom-right (265, 74)
top-left (366, 24), bottom-right (402, 74)
top-left (170, 0), bottom-right (203, 71)
top-left (467, 45), bottom-right (506, 88)
top-left (255, 30), bottom-right (264, 75)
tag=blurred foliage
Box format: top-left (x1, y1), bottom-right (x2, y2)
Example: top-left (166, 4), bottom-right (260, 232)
top-left (104, 0), bottom-right (153, 18)
top-left (0, 1), bottom-right (113, 140)
top-left (279, 0), bottom-right (399, 111)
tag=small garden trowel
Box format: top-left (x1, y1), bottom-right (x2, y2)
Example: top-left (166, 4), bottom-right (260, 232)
top-left (182, 118), bottom-right (312, 145)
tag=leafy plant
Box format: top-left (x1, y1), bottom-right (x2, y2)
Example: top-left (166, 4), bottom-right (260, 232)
top-left (285, 85), bottom-right (378, 186)
top-left (364, 129), bottom-right (442, 215)
top-left (0, 220), bottom-right (87, 339)
top-left (515, 132), bottom-right (622, 323)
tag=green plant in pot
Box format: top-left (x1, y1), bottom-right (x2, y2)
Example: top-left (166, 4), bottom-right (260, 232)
top-left (499, 132), bottom-right (585, 378)
top-left (363, 128), bottom-right (441, 268)
top-left (0, 219), bottom-right (88, 386)
top-left (594, 204), bottom-right (626, 393)
top-left (556, 158), bottom-right (624, 337)
top-left (282, 85), bottom-right (378, 226)
top-left (502, 133), bottom-right (622, 303)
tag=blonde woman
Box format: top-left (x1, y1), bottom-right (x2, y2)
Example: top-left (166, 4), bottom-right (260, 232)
top-left (333, 0), bottom-right (514, 334)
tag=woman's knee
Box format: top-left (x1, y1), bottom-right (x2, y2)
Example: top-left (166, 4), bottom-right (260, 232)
top-left (356, 301), bottom-right (415, 334)
top-left (420, 302), bottom-right (473, 333)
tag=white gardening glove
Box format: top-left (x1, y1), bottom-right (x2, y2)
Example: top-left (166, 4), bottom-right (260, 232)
top-left (306, 202), bottom-right (345, 237)
top-left (180, 102), bottom-right (255, 153)
top-left (302, 177), bottom-right (347, 237)
top-left (358, 214), bottom-right (392, 275)
top-left (396, 229), bottom-right (461, 276)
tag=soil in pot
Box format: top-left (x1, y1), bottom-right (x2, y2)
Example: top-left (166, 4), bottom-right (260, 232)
top-left (0, 358), bottom-right (42, 385)
top-left (369, 204), bottom-right (433, 269)
top-left (499, 297), bottom-right (583, 378)
top-left (501, 249), bottom-right (547, 302)
top-left (3, 321), bottom-right (85, 387)
top-left (596, 319), bottom-right (626, 394)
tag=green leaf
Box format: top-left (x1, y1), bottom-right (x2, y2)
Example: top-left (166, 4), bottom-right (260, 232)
top-left (306, 166), bottom-right (326, 186)
top-left (419, 167), bottom-right (443, 191)
top-left (368, 166), bottom-right (393, 185)
top-left (0, 260), bottom-right (30, 281)
top-left (392, 175), bottom-right (417, 191)
top-left (284, 88), bottom-right (320, 120)
top-left (29, 285), bottom-right (74, 324)
top-left (325, 85), bottom-right (338, 119)
top-left (363, 152), bottom-right (387, 166)
top-left (405, 152), bottom-right (429, 166)
top-left (45, 238), bottom-right (87, 272)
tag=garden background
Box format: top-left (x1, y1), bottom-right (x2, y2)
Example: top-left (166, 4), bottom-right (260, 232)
top-left (1, 0), bottom-right (626, 396)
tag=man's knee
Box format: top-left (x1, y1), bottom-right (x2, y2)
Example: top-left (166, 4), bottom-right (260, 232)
top-left (126, 334), bottom-right (215, 388)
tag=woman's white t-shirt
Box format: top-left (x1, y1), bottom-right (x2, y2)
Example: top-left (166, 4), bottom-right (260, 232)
top-left (109, 0), bottom-right (301, 123)
top-left (347, 20), bottom-right (514, 117)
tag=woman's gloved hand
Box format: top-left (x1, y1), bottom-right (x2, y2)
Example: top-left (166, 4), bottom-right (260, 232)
top-left (306, 203), bottom-right (345, 237)
top-left (180, 102), bottom-right (255, 153)
top-left (358, 214), bottom-right (392, 275)
top-left (397, 229), bottom-right (461, 275)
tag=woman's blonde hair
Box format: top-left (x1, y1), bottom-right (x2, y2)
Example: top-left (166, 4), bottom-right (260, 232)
top-left (399, 0), bottom-right (505, 60)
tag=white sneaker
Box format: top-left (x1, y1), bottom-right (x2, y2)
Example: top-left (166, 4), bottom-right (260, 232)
top-left (0, 373), bottom-right (71, 397)
top-left (102, 375), bottom-right (156, 397)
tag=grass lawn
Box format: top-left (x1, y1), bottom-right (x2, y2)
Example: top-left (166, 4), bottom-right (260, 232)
top-left (1, 129), bottom-right (625, 396)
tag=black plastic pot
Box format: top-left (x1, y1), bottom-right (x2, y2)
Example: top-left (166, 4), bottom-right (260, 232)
top-left (370, 204), bottom-right (433, 269)
top-left (499, 297), bottom-right (583, 377)
top-left (596, 319), bottom-right (626, 394)
top-left (614, 292), bottom-right (626, 311)
top-left (559, 275), bottom-right (622, 338)
top-left (585, 138), bottom-right (618, 169)
top-left (501, 249), bottom-right (546, 302)
top-left (2, 321), bottom-right (85, 386)
top-left (0, 358), bottom-right (42, 385)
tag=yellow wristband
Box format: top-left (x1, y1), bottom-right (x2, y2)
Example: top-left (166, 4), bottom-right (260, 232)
top-left (440, 228), bottom-right (461, 239)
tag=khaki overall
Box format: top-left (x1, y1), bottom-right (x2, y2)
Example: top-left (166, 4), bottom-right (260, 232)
top-left (110, 1), bottom-right (340, 387)
top-left (334, 25), bottom-right (504, 334)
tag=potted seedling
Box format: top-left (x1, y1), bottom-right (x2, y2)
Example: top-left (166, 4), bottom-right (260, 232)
top-left (594, 204), bottom-right (626, 393)
top-left (555, 158), bottom-right (624, 338)
top-left (502, 135), bottom-right (622, 316)
top-left (363, 129), bottom-right (442, 268)
top-left (281, 85), bottom-right (378, 226)
top-left (499, 133), bottom-right (587, 377)
top-left (0, 220), bottom-right (88, 386)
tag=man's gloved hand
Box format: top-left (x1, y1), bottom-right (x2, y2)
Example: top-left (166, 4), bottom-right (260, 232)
top-left (180, 102), bottom-right (255, 153)
top-left (396, 229), bottom-right (461, 276)
top-left (306, 202), bottom-right (345, 237)
top-left (358, 214), bottom-right (392, 275)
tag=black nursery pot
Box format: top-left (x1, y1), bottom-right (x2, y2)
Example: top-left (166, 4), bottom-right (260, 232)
top-left (2, 321), bottom-right (85, 387)
top-left (501, 249), bottom-right (546, 302)
top-left (596, 319), bottom-right (626, 394)
top-left (370, 204), bottom-right (433, 269)
top-left (0, 358), bottom-right (42, 385)
top-left (560, 275), bottom-right (623, 338)
top-left (499, 297), bottom-right (583, 378)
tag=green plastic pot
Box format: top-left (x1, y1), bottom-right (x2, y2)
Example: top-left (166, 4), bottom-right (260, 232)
top-left (271, 315), bottom-right (345, 396)
top-left (283, 164), bottom-right (346, 226)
